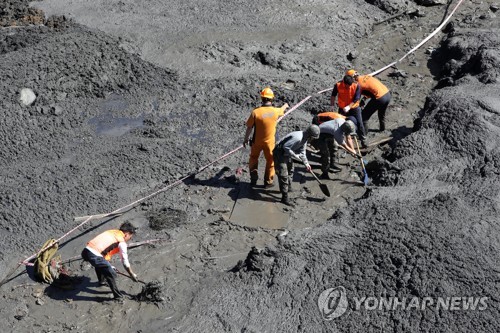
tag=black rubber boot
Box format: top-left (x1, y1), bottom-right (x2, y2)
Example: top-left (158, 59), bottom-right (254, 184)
top-left (320, 172), bottom-right (330, 180)
top-left (379, 122), bottom-right (386, 132)
top-left (329, 163), bottom-right (342, 173)
top-left (281, 192), bottom-right (293, 206)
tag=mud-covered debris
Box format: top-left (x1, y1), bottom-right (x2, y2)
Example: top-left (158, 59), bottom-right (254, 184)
top-left (135, 280), bottom-right (165, 305)
top-left (147, 207), bottom-right (187, 230)
top-left (231, 246), bottom-right (277, 273)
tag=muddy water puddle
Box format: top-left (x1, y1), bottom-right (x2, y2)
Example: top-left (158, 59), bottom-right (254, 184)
top-left (88, 93), bottom-right (144, 136)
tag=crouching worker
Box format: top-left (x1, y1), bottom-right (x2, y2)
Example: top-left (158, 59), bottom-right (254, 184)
top-left (81, 222), bottom-right (138, 301)
top-left (273, 125), bottom-right (320, 206)
top-left (315, 118), bottom-right (361, 179)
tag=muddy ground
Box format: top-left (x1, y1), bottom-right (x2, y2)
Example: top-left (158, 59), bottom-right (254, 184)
top-left (1, 0), bottom-right (499, 332)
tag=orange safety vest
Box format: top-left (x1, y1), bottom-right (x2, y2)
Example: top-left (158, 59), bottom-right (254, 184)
top-left (316, 112), bottom-right (346, 124)
top-left (356, 75), bottom-right (389, 100)
top-left (336, 82), bottom-right (360, 109)
top-left (87, 229), bottom-right (125, 261)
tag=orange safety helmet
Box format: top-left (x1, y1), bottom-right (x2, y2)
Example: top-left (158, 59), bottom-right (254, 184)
top-left (345, 69), bottom-right (358, 77)
top-left (260, 87), bottom-right (274, 99)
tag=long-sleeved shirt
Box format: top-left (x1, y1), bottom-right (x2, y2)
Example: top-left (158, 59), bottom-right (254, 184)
top-left (276, 131), bottom-right (308, 164)
top-left (319, 118), bottom-right (346, 145)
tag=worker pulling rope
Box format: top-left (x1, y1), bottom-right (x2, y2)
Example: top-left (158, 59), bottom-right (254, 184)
top-left (0, 0), bottom-right (465, 287)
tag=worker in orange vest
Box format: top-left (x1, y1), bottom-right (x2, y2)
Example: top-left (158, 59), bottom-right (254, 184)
top-left (81, 222), bottom-right (139, 301)
top-left (243, 87), bottom-right (289, 188)
top-left (350, 69), bottom-right (391, 132)
top-left (311, 111), bottom-right (346, 125)
top-left (330, 71), bottom-right (367, 147)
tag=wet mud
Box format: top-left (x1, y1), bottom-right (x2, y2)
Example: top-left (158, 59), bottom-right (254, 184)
top-left (1, 0), bottom-right (499, 332)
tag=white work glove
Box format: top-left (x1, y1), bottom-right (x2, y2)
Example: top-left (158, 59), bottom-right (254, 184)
top-left (343, 105), bottom-right (351, 112)
top-left (305, 163), bottom-right (312, 172)
top-left (131, 273), bottom-right (139, 282)
top-left (111, 265), bottom-right (117, 272)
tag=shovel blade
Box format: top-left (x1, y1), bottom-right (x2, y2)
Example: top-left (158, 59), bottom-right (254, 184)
top-left (362, 170), bottom-right (369, 185)
top-left (319, 183), bottom-right (331, 197)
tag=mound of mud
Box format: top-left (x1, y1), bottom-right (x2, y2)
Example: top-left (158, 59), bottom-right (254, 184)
top-left (169, 10), bottom-right (500, 333)
top-left (135, 280), bottom-right (166, 305)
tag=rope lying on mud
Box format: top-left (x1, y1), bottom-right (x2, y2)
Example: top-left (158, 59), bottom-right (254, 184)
top-left (1, 0), bottom-right (465, 287)
top-left (370, 0), bottom-right (465, 77)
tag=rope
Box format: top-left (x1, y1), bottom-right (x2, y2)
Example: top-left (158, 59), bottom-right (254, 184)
top-left (2, 0), bottom-right (465, 286)
top-left (369, 0), bottom-right (465, 76)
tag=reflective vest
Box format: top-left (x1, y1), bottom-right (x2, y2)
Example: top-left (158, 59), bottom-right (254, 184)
top-left (357, 75), bottom-right (389, 99)
top-left (336, 82), bottom-right (360, 109)
top-left (87, 229), bottom-right (125, 261)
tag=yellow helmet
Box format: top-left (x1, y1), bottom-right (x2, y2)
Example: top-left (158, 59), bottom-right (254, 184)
top-left (260, 87), bottom-right (274, 99)
top-left (346, 69), bottom-right (358, 77)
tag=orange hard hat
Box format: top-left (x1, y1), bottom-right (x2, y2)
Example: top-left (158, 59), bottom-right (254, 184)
top-left (346, 69), bottom-right (358, 77)
top-left (260, 87), bottom-right (274, 99)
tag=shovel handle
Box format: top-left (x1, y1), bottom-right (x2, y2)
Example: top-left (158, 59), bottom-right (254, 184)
top-left (116, 269), bottom-right (146, 284)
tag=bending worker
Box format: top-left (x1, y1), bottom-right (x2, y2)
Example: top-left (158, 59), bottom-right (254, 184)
top-left (350, 69), bottom-right (391, 132)
top-left (315, 118), bottom-right (360, 179)
top-left (330, 70), bottom-right (367, 147)
top-left (243, 87), bottom-right (289, 188)
top-left (311, 111), bottom-right (346, 125)
top-left (81, 222), bottom-right (139, 301)
top-left (273, 125), bottom-right (320, 205)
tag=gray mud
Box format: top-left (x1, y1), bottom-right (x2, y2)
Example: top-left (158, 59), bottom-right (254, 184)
top-left (1, 0), bottom-right (499, 332)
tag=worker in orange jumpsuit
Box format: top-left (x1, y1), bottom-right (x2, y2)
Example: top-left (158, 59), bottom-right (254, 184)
top-left (81, 222), bottom-right (139, 301)
top-left (243, 87), bottom-right (289, 187)
top-left (351, 69), bottom-right (391, 132)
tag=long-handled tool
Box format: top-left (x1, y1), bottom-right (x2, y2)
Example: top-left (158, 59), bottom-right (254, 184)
top-left (353, 136), bottom-right (369, 185)
top-left (308, 168), bottom-right (331, 197)
top-left (115, 269), bottom-right (146, 284)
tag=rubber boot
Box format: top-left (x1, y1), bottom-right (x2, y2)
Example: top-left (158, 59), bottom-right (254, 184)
top-left (320, 172), bottom-right (330, 180)
top-left (106, 276), bottom-right (124, 300)
top-left (281, 192), bottom-right (291, 206)
top-left (379, 121), bottom-right (385, 132)
top-left (329, 163), bottom-right (342, 173)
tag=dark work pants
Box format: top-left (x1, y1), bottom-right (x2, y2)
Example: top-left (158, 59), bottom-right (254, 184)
top-left (362, 91), bottom-right (391, 131)
top-left (81, 248), bottom-right (123, 299)
top-left (273, 148), bottom-right (294, 194)
top-left (317, 133), bottom-right (338, 174)
top-left (345, 107), bottom-right (366, 141)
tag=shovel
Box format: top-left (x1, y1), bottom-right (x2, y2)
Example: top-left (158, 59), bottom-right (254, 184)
top-left (116, 269), bottom-right (147, 284)
top-left (307, 168), bottom-right (331, 197)
top-left (353, 136), bottom-right (369, 185)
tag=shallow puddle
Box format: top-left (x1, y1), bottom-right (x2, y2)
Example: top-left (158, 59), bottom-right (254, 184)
top-left (88, 94), bottom-right (144, 136)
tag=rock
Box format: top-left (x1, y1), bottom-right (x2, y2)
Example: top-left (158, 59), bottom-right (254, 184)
top-left (490, 4), bottom-right (499, 12)
top-left (19, 88), bottom-right (36, 106)
top-left (51, 105), bottom-right (63, 115)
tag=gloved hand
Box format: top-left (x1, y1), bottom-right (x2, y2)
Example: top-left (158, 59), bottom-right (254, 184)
top-left (243, 139), bottom-right (248, 148)
top-left (343, 105), bottom-right (351, 113)
top-left (111, 265), bottom-right (117, 272)
top-left (305, 163), bottom-right (312, 172)
top-left (131, 273), bottom-right (139, 282)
